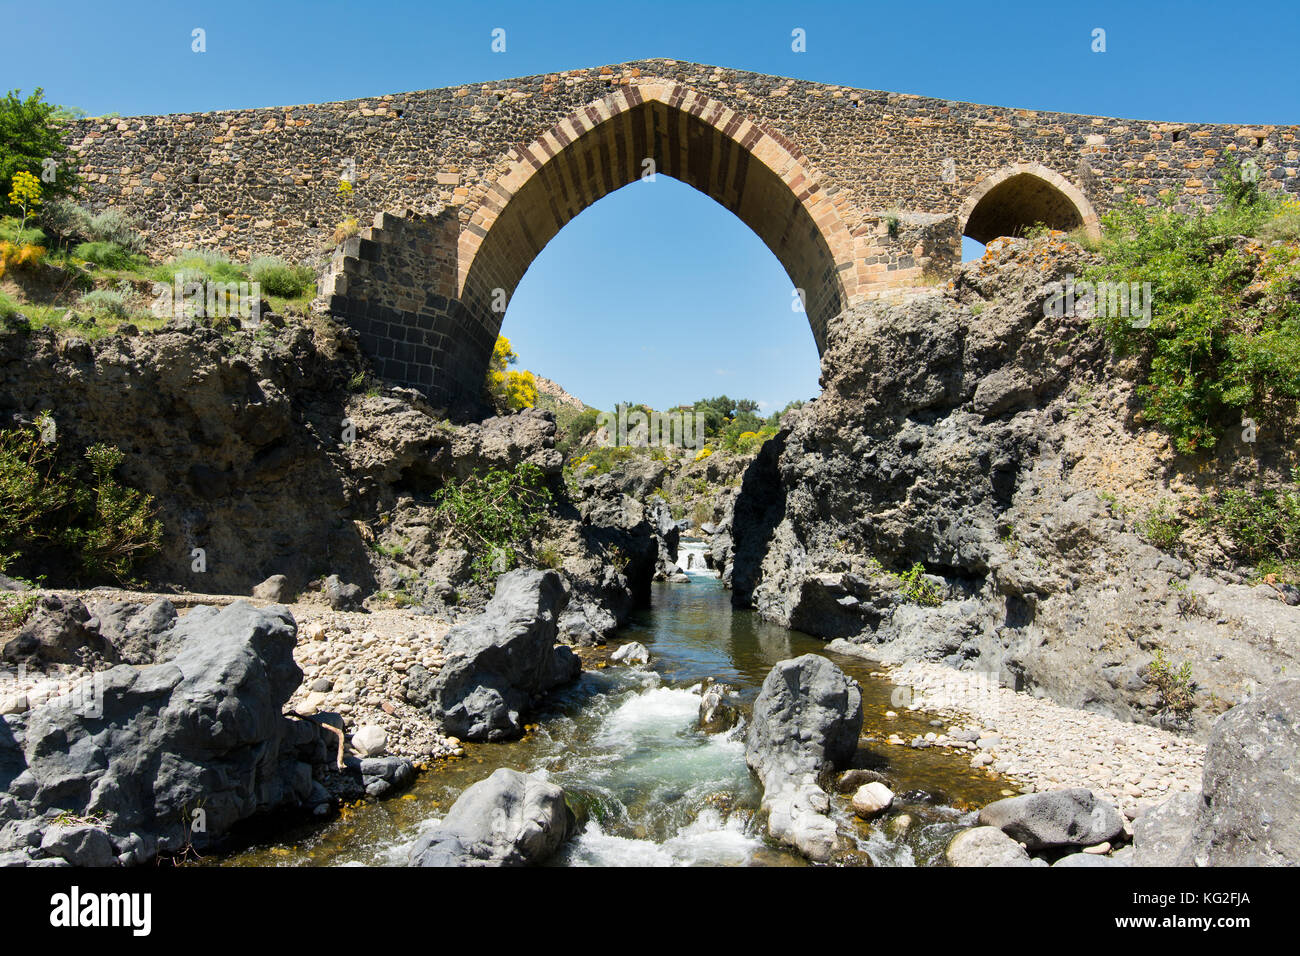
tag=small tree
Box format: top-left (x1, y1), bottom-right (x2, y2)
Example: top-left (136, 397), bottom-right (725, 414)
top-left (0, 88), bottom-right (78, 204)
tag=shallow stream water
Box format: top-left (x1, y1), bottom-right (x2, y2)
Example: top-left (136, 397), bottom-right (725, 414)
top-left (221, 548), bottom-right (1013, 867)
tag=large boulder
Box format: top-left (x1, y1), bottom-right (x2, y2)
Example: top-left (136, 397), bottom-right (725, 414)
top-left (851, 782), bottom-right (895, 818)
top-left (322, 575), bottom-right (363, 611)
top-left (745, 655), bottom-right (863, 861)
top-left (425, 570), bottom-right (580, 741)
top-left (0, 601), bottom-right (322, 865)
top-left (1177, 679), bottom-right (1300, 866)
top-left (977, 788), bottom-right (1124, 851)
top-left (252, 574), bottom-right (296, 603)
top-left (39, 824), bottom-right (117, 868)
top-left (408, 768), bottom-right (575, 866)
top-left (1132, 790), bottom-right (1200, 866)
top-left (946, 826), bottom-right (1039, 867)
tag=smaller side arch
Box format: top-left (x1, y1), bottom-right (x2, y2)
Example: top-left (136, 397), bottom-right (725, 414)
top-left (958, 162), bottom-right (1101, 244)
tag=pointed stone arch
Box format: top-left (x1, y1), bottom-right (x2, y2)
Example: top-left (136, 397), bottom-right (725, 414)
top-left (457, 83), bottom-right (860, 360)
top-left (958, 162), bottom-right (1101, 244)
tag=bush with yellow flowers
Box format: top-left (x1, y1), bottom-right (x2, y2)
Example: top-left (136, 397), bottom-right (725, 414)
top-left (485, 335), bottom-right (538, 411)
top-left (8, 170), bottom-right (42, 237)
top-left (0, 238), bottom-right (46, 279)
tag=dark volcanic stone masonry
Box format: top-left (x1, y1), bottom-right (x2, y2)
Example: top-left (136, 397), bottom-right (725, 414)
top-left (66, 59), bottom-right (1299, 404)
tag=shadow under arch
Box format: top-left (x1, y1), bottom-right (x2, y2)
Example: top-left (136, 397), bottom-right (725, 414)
top-left (959, 162), bottom-right (1101, 244)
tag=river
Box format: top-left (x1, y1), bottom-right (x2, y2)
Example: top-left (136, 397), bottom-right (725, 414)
top-left (220, 548), bottom-right (1013, 866)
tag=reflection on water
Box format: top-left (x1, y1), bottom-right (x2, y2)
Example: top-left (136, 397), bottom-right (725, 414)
top-left (219, 575), bottom-right (1013, 867)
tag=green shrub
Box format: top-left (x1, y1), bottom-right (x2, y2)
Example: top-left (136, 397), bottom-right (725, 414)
top-left (0, 289), bottom-right (21, 319)
top-left (36, 198), bottom-right (93, 244)
top-left (556, 406), bottom-right (600, 458)
top-left (725, 424), bottom-right (777, 454)
top-left (434, 462), bottom-right (553, 583)
top-left (0, 88), bottom-right (79, 204)
top-left (76, 288), bottom-right (131, 320)
top-left (1141, 501), bottom-right (1185, 551)
top-left (1087, 161), bottom-right (1300, 454)
top-left (372, 539), bottom-right (405, 559)
top-left (249, 256), bottom-right (314, 297)
top-left (897, 561), bottom-right (942, 606)
top-left (534, 544), bottom-right (564, 570)
top-left (1257, 202), bottom-right (1300, 243)
top-left (154, 250), bottom-right (247, 284)
top-left (0, 591), bottom-right (39, 629)
top-left (74, 240), bottom-right (139, 269)
top-left (1146, 649), bottom-right (1196, 720)
top-left (69, 444), bottom-right (164, 580)
top-left (85, 209), bottom-right (145, 253)
top-left (0, 215), bottom-right (47, 247)
top-left (566, 444), bottom-right (637, 476)
top-left (0, 416), bottom-right (161, 582)
top-left (1199, 488), bottom-right (1300, 569)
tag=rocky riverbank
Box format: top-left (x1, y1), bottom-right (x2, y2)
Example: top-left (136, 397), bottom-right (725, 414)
top-left (0, 313), bottom-right (680, 646)
top-left (876, 657), bottom-right (1204, 813)
top-left (721, 235), bottom-right (1299, 736)
top-left (0, 566), bottom-right (593, 866)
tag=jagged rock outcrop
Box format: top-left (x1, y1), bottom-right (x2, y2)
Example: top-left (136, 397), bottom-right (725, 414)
top-left (407, 768), bottom-right (575, 867)
top-left (1, 594), bottom-right (119, 666)
top-left (0, 318), bottom-right (657, 643)
top-left (745, 654), bottom-right (862, 861)
top-left (0, 601), bottom-right (327, 866)
top-left (727, 238), bottom-right (1300, 733)
top-left (407, 569), bottom-right (580, 741)
top-left (0, 321), bottom-right (376, 594)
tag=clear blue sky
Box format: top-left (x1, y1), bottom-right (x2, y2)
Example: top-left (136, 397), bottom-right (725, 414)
top-left (6, 0), bottom-right (1298, 410)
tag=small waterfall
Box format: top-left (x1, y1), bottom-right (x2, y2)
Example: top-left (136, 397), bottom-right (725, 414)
top-left (674, 537), bottom-right (716, 577)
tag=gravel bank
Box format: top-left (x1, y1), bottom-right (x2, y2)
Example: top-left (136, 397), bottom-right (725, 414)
top-left (881, 659), bottom-right (1204, 815)
top-left (281, 600), bottom-right (462, 762)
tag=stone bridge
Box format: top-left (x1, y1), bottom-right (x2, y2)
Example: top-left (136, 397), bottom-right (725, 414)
top-left (68, 60), bottom-right (1299, 405)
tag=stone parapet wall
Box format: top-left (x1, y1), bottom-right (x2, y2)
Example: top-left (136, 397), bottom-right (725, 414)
top-left (67, 58), bottom-right (1299, 264)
